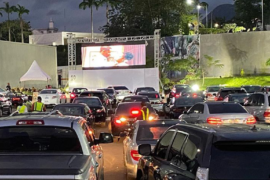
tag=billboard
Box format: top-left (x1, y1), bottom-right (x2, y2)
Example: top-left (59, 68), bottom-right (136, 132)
top-left (82, 44), bottom-right (146, 68)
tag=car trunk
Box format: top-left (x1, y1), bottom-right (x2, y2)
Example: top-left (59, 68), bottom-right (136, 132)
top-left (89, 106), bottom-right (103, 115)
top-left (208, 113), bottom-right (250, 124)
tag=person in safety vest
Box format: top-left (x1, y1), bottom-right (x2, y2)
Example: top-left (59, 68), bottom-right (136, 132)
top-left (17, 99), bottom-right (28, 113)
top-left (139, 101), bottom-right (150, 120)
top-left (25, 96), bottom-right (32, 112)
top-left (31, 96), bottom-right (46, 112)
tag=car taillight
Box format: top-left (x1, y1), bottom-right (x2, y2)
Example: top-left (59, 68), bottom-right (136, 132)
top-left (206, 93), bottom-right (212, 97)
top-left (115, 117), bottom-right (126, 124)
top-left (130, 150), bottom-right (141, 161)
top-left (196, 167), bottom-right (209, 180)
top-left (246, 116), bottom-right (256, 124)
top-left (175, 94), bottom-right (180, 98)
top-left (17, 120), bottom-right (44, 125)
top-left (70, 93), bottom-right (75, 98)
top-left (131, 110), bottom-right (140, 115)
top-left (264, 109), bottom-right (270, 117)
top-left (192, 93), bottom-right (197, 98)
top-left (207, 117), bottom-right (222, 125)
top-left (217, 96), bottom-right (223, 101)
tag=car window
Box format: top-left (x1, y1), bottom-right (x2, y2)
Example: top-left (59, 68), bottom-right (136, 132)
top-left (73, 98), bottom-right (102, 107)
top-left (53, 106), bottom-right (84, 115)
top-left (207, 87), bottom-right (220, 92)
top-left (73, 88), bottom-right (87, 93)
top-left (175, 98), bottom-right (203, 106)
top-left (114, 86), bottom-right (128, 90)
top-left (220, 89), bottom-right (246, 98)
top-left (246, 94), bottom-right (265, 106)
top-left (188, 104), bottom-right (204, 114)
top-left (136, 126), bottom-right (173, 141)
top-left (40, 90), bottom-right (57, 94)
top-left (0, 88), bottom-right (5, 92)
top-left (98, 89), bottom-right (114, 95)
top-left (242, 86), bottom-right (261, 93)
top-left (208, 103), bottom-right (247, 114)
top-left (229, 95), bottom-right (249, 103)
top-left (123, 97), bottom-right (150, 102)
top-left (139, 93), bottom-right (160, 99)
top-left (80, 92), bottom-right (103, 100)
top-left (137, 87), bottom-right (155, 93)
top-left (167, 132), bottom-right (187, 161)
top-left (154, 131), bottom-right (175, 159)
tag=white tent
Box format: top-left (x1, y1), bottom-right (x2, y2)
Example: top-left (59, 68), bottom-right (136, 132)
top-left (20, 60), bottom-right (51, 82)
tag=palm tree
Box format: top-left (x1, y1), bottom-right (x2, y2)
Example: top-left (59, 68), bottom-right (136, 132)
top-left (79, 0), bottom-right (100, 39)
top-left (200, 2), bottom-right (209, 28)
top-left (14, 5), bottom-right (29, 43)
top-left (0, 2), bottom-right (16, 41)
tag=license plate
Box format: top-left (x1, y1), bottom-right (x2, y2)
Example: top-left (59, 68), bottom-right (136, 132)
top-left (223, 119), bottom-right (244, 123)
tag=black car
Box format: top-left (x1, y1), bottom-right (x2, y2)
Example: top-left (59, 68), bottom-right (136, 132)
top-left (5, 92), bottom-right (25, 105)
top-left (166, 97), bottom-right (204, 119)
top-left (215, 87), bottom-right (247, 101)
top-left (98, 88), bottom-right (117, 107)
top-left (52, 103), bottom-right (94, 125)
top-left (72, 97), bottom-right (108, 123)
top-left (241, 85), bottom-right (261, 93)
top-left (223, 93), bottom-right (250, 105)
top-left (169, 85), bottom-right (190, 99)
top-left (79, 90), bottom-right (111, 111)
top-left (137, 123), bottom-right (270, 180)
top-left (70, 87), bottom-right (88, 103)
top-left (0, 95), bottom-right (12, 116)
top-left (134, 87), bottom-right (155, 95)
top-left (122, 95), bottom-right (150, 103)
top-left (111, 102), bottom-right (158, 136)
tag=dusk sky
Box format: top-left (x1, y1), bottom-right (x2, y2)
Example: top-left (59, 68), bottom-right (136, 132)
top-left (0, 0), bottom-right (234, 33)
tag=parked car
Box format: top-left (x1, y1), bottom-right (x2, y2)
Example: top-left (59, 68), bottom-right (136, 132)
top-left (39, 89), bottom-right (66, 106)
top-left (122, 95), bottom-right (150, 103)
top-left (138, 91), bottom-right (164, 115)
top-left (52, 103), bottom-right (95, 125)
top-left (79, 90), bottom-right (111, 111)
top-left (72, 97), bottom-right (109, 124)
top-left (0, 114), bottom-right (113, 180)
top-left (169, 85), bottom-right (190, 104)
top-left (241, 85), bottom-right (261, 93)
top-left (205, 85), bottom-right (223, 101)
top-left (164, 97), bottom-right (204, 119)
top-left (134, 87), bottom-right (155, 95)
top-left (111, 102), bottom-right (158, 136)
top-left (223, 93), bottom-right (250, 105)
top-left (0, 94), bottom-right (12, 116)
top-left (179, 102), bottom-right (256, 124)
top-left (108, 85), bottom-right (133, 102)
top-left (244, 92), bottom-right (270, 123)
top-left (0, 88), bottom-right (8, 96)
top-left (5, 92), bottom-right (25, 106)
top-left (137, 123), bottom-right (270, 180)
top-left (97, 88), bottom-right (117, 108)
top-left (123, 120), bottom-right (179, 179)
top-left (215, 87), bottom-right (247, 101)
top-left (69, 87), bottom-right (88, 103)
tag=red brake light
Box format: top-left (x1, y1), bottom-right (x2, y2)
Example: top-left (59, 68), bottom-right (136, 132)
top-left (130, 150), bottom-right (141, 161)
top-left (131, 110), bottom-right (140, 115)
top-left (264, 109), bottom-right (270, 117)
top-left (207, 93), bottom-right (212, 97)
top-left (217, 96), bottom-right (223, 101)
top-left (70, 93), bottom-right (75, 98)
top-left (246, 116), bottom-right (256, 124)
top-left (192, 93), bottom-right (197, 98)
top-left (155, 94), bottom-right (159, 98)
top-left (207, 117), bottom-right (222, 125)
top-left (17, 120), bottom-right (44, 125)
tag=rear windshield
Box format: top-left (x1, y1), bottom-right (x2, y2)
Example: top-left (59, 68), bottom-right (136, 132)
top-left (208, 103), bottom-right (247, 114)
top-left (176, 87), bottom-right (190, 93)
top-left (73, 98), bottom-right (102, 107)
top-left (80, 92), bottom-right (103, 100)
top-left (207, 87), bottom-right (220, 92)
top-left (229, 95), bottom-right (249, 103)
top-left (99, 89), bottom-right (114, 94)
top-left (210, 141), bottom-right (270, 179)
top-left (40, 90), bottom-right (57, 94)
top-left (53, 106), bottom-right (84, 115)
top-left (114, 86), bottom-right (128, 90)
top-left (220, 89), bottom-right (246, 98)
top-left (242, 86), bottom-right (261, 93)
top-left (123, 97), bottom-right (150, 102)
top-left (139, 93), bottom-right (160, 99)
top-left (73, 88), bottom-right (87, 93)
top-left (137, 88), bottom-right (155, 93)
top-left (175, 98), bottom-right (203, 106)
top-left (0, 127), bottom-right (82, 153)
top-left (137, 126), bottom-right (171, 141)
top-left (116, 103), bottom-right (154, 115)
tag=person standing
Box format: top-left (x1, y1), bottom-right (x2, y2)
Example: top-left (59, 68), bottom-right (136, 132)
top-left (31, 96), bottom-right (46, 112)
top-left (17, 100), bottom-right (28, 114)
top-left (25, 96), bottom-right (33, 112)
top-left (139, 101), bottom-right (150, 120)
top-left (6, 83), bottom-right (11, 92)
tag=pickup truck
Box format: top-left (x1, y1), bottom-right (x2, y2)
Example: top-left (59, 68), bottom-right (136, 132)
top-left (0, 114), bottom-right (113, 180)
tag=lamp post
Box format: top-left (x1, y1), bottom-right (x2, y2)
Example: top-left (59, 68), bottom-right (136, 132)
top-left (262, 0), bottom-right (264, 30)
top-left (197, 5), bottom-right (201, 34)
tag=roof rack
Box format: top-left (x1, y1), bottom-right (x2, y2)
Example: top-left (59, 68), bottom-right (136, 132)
top-left (9, 110), bottom-right (63, 117)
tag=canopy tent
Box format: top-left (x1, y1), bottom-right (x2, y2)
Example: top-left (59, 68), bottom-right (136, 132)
top-left (20, 60), bottom-right (51, 82)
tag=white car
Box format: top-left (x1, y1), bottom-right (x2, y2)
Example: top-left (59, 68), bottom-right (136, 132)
top-left (179, 102), bottom-right (256, 125)
top-left (137, 91), bottom-right (164, 115)
top-left (123, 120), bottom-right (178, 179)
top-left (39, 89), bottom-right (66, 106)
top-left (108, 85), bottom-right (133, 102)
top-left (0, 88), bottom-right (8, 96)
top-left (205, 86), bottom-right (223, 101)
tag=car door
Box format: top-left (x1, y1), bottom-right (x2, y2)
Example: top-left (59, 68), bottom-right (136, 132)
top-left (147, 130), bottom-right (176, 180)
top-left (123, 127), bottom-right (135, 166)
top-left (182, 104), bottom-right (204, 123)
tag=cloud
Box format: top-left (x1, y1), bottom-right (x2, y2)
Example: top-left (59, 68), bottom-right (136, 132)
top-left (47, 10), bottom-right (61, 16)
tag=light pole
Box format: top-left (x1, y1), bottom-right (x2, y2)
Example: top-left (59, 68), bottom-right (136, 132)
top-left (197, 5), bottom-right (201, 34)
top-left (262, 0), bottom-right (264, 30)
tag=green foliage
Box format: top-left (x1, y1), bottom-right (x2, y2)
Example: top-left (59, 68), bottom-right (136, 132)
top-left (223, 23), bottom-right (237, 32)
top-left (199, 28), bottom-right (226, 34)
top-left (266, 58), bottom-right (270, 66)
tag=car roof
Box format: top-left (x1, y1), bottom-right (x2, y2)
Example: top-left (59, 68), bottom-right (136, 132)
top-left (220, 87), bottom-right (242, 90)
top-left (202, 101), bottom-right (241, 105)
top-left (74, 96), bottom-right (99, 99)
top-left (81, 90), bottom-right (104, 93)
top-left (73, 87), bottom-right (87, 89)
top-left (136, 87), bottom-right (155, 89)
top-left (172, 123), bottom-right (270, 142)
top-left (124, 95), bottom-right (148, 98)
top-left (54, 103), bottom-right (86, 107)
top-left (241, 85), bottom-right (261, 87)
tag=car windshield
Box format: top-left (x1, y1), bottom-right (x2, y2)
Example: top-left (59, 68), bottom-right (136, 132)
top-left (175, 85), bottom-right (189, 89)
top-left (208, 103), bottom-right (247, 114)
top-left (73, 98), bottom-right (102, 107)
top-left (0, 88), bottom-right (5, 92)
top-left (80, 92), bottom-right (103, 100)
top-left (137, 88), bottom-right (155, 93)
top-left (207, 87), bottom-right (220, 92)
top-left (40, 90), bottom-right (57, 94)
top-left (53, 106), bottom-right (84, 115)
top-left (114, 86), bottom-right (128, 90)
top-left (73, 88), bottom-right (87, 93)
top-left (123, 97), bottom-right (150, 102)
top-left (210, 141), bottom-right (270, 179)
top-left (176, 87), bottom-right (191, 93)
top-left (220, 89), bottom-right (246, 98)
top-left (0, 127), bottom-right (82, 153)
top-left (138, 93), bottom-right (160, 99)
top-left (229, 95), bottom-right (249, 103)
top-left (175, 98), bottom-right (203, 106)
top-left (242, 86), bottom-right (261, 93)
top-left (136, 126), bottom-right (171, 141)
top-left (99, 89), bottom-right (114, 95)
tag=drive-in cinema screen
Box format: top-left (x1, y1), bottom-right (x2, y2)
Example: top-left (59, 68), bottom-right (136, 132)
top-left (81, 44), bottom-right (146, 68)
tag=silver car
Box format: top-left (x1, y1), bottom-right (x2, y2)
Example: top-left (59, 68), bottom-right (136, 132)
top-left (179, 102), bottom-right (256, 124)
top-left (138, 91), bottom-right (164, 115)
top-left (123, 120), bottom-right (179, 179)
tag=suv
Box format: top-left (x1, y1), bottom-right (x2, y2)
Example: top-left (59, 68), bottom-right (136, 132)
top-left (134, 87), bottom-right (155, 95)
top-left (215, 87), bottom-right (246, 101)
top-left (137, 123), bottom-right (270, 180)
top-left (80, 90), bottom-right (111, 111)
top-left (244, 92), bottom-right (270, 123)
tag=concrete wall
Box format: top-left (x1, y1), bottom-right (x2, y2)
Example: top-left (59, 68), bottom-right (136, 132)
top-left (0, 40), bottom-right (57, 89)
top-left (200, 31), bottom-right (270, 77)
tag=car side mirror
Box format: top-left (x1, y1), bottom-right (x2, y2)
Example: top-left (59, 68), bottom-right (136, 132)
top-left (138, 144), bottom-right (151, 156)
top-left (98, 132), bottom-right (113, 144)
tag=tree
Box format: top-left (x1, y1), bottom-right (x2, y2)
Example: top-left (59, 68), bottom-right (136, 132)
top-left (14, 4), bottom-right (29, 43)
top-left (0, 19), bottom-right (32, 42)
top-left (79, 0), bottom-right (101, 39)
top-left (0, 2), bottom-right (16, 41)
top-left (99, 0), bottom-right (120, 24)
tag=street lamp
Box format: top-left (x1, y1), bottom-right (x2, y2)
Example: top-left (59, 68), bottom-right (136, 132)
top-left (214, 23), bottom-right (219, 28)
top-left (197, 5), bottom-right (201, 34)
top-left (187, 0), bottom-right (193, 5)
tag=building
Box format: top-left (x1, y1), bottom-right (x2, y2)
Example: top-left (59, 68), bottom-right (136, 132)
top-left (32, 18), bottom-right (58, 35)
